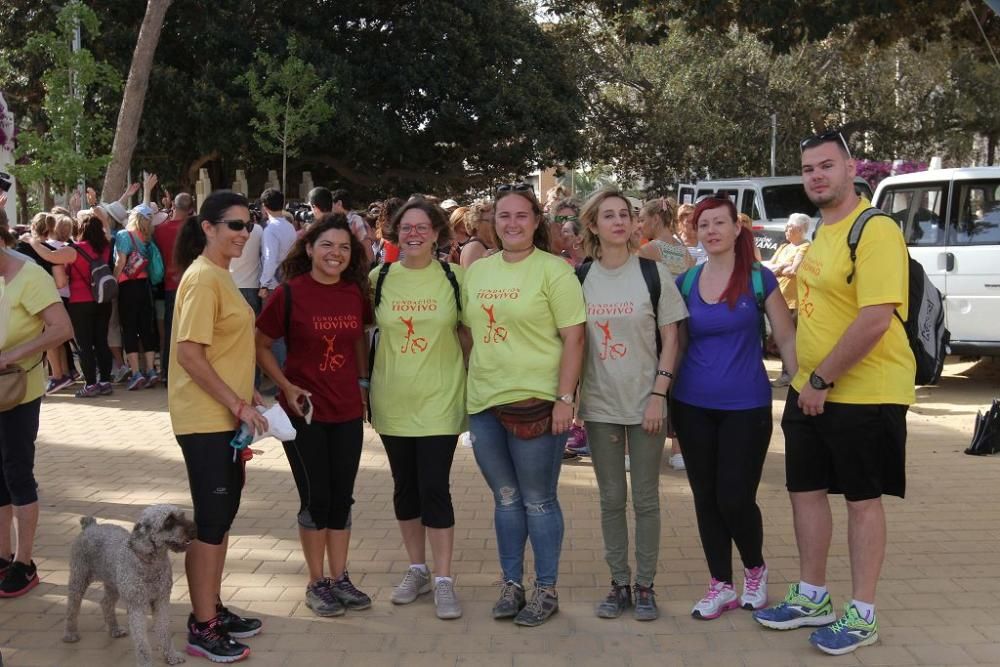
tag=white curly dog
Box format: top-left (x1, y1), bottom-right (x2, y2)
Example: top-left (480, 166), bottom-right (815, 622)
top-left (63, 504), bottom-right (197, 666)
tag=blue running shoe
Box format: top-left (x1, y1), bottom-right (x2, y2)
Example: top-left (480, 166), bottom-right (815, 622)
top-left (753, 583), bottom-right (836, 630)
top-left (809, 603), bottom-right (878, 655)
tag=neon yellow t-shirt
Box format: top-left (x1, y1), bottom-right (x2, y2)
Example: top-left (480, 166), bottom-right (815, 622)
top-left (462, 250), bottom-right (586, 413)
top-left (792, 199), bottom-right (915, 405)
top-left (369, 261), bottom-right (466, 436)
top-left (168, 256), bottom-right (256, 435)
top-left (2, 260), bottom-right (60, 405)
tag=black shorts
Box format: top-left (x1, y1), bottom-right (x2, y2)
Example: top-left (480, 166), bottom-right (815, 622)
top-left (782, 389), bottom-right (908, 501)
top-left (177, 431), bottom-right (245, 545)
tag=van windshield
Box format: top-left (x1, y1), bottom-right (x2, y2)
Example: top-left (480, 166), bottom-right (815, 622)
top-left (761, 185), bottom-right (818, 219)
top-left (761, 182), bottom-right (874, 220)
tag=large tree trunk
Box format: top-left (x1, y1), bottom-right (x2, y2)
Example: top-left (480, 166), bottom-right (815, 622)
top-left (988, 133), bottom-right (997, 166)
top-left (101, 0), bottom-right (173, 202)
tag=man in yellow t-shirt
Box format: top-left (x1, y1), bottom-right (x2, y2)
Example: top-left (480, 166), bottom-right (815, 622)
top-left (753, 131), bottom-right (915, 657)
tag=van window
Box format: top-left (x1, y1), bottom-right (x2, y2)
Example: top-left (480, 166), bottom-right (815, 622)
top-left (952, 181), bottom-right (1000, 246)
top-left (880, 185), bottom-right (946, 246)
top-left (740, 191), bottom-right (756, 219)
top-left (761, 185), bottom-right (818, 219)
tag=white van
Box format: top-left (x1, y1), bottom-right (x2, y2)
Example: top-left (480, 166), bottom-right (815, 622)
top-left (678, 177), bottom-right (873, 260)
top-left (873, 168), bottom-right (1000, 356)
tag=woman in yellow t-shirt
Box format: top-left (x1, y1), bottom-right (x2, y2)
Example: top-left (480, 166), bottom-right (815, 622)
top-left (369, 198), bottom-right (468, 620)
top-left (168, 191), bottom-right (267, 661)
top-left (0, 245), bottom-right (72, 597)
top-left (463, 186), bottom-right (586, 627)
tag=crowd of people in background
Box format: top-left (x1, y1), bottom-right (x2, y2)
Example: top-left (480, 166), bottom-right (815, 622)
top-left (0, 129), bottom-right (915, 662)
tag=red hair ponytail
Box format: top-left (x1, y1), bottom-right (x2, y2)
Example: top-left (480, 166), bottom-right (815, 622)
top-left (720, 226), bottom-right (757, 309)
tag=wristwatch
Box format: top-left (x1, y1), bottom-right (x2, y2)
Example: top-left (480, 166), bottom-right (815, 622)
top-left (808, 371), bottom-right (834, 390)
top-left (557, 393), bottom-right (575, 406)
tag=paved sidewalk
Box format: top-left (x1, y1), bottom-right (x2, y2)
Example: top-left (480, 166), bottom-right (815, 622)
top-left (2, 359), bottom-right (999, 666)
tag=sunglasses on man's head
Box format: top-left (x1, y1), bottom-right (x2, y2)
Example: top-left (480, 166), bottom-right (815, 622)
top-left (222, 219), bottom-right (254, 233)
top-left (799, 130), bottom-right (852, 157)
top-left (553, 214), bottom-right (578, 223)
top-left (497, 183), bottom-right (533, 193)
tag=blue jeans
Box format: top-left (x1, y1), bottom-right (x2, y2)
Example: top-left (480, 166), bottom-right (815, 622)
top-left (470, 410), bottom-right (567, 586)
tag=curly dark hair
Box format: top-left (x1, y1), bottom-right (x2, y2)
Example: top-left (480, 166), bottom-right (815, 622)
top-left (280, 213), bottom-right (369, 291)
top-left (376, 197), bottom-right (404, 241)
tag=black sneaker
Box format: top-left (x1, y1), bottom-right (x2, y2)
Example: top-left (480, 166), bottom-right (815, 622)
top-left (492, 580), bottom-right (526, 619)
top-left (633, 583), bottom-right (659, 621)
top-left (0, 554), bottom-right (13, 579)
top-left (329, 571), bottom-right (372, 610)
top-left (0, 560), bottom-right (38, 598)
top-left (596, 581), bottom-right (631, 619)
top-left (513, 584), bottom-right (559, 627)
top-left (216, 605), bottom-right (262, 639)
top-left (186, 614), bottom-right (249, 663)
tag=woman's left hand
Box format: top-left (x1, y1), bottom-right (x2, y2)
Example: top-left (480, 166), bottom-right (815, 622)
top-left (360, 387), bottom-right (369, 420)
top-left (642, 394), bottom-right (667, 435)
top-left (551, 401), bottom-right (574, 435)
top-left (252, 390), bottom-right (266, 408)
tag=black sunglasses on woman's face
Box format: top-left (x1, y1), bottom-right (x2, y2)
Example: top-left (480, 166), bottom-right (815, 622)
top-left (222, 219), bottom-right (254, 233)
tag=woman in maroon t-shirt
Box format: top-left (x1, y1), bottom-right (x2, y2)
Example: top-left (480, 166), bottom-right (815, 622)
top-left (255, 213), bottom-right (373, 617)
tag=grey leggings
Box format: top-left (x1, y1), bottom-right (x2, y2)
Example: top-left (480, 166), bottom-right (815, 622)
top-left (585, 421), bottom-right (665, 587)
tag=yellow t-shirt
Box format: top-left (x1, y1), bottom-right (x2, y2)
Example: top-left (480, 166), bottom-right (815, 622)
top-left (771, 241), bottom-right (811, 309)
top-left (792, 199), bottom-right (915, 405)
top-left (168, 256), bottom-right (256, 435)
top-left (369, 262), bottom-right (467, 436)
top-left (462, 250), bottom-right (586, 413)
top-left (2, 260), bottom-right (60, 405)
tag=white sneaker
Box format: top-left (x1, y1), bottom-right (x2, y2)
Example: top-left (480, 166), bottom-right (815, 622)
top-left (459, 431), bottom-right (472, 448)
top-left (391, 566), bottom-right (431, 605)
top-left (624, 454), bottom-right (630, 472)
top-left (669, 453), bottom-right (685, 470)
top-left (741, 564), bottom-right (768, 610)
top-left (691, 579), bottom-right (738, 620)
top-left (434, 578), bottom-right (463, 619)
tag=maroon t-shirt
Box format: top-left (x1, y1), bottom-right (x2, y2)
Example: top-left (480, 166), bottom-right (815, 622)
top-left (256, 274), bottom-right (372, 423)
top-left (153, 219), bottom-right (183, 291)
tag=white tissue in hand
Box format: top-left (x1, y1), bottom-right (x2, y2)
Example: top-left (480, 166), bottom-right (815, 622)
top-left (256, 403), bottom-right (297, 441)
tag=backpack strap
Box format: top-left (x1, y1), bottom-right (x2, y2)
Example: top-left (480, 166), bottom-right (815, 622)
top-left (845, 207), bottom-right (882, 285)
top-left (638, 257), bottom-right (662, 355)
top-left (438, 259), bottom-right (462, 312)
top-left (751, 261), bottom-right (767, 351)
top-left (679, 264), bottom-right (703, 301)
top-left (282, 282), bottom-right (292, 356)
top-left (637, 257), bottom-right (660, 325)
top-left (373, 261), bottom-right (393, 308)
top-left (575, 258), bottom-right (593, 285)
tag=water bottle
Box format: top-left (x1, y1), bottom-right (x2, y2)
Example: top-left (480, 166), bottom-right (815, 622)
top-left (230, 422), bottom-right (254, 461)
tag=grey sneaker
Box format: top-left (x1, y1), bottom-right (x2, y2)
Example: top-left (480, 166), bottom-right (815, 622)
top-left (434, 578), bottom-right (463, 620)
top-left (513, 584), bottom-right (559, 627)
top-left (330, 571), bottom-right (372, 610)
top-left (305, 578), bottom-right (345, 617)
top-left (633, 583), bottom-right (659, 621)
top-left (492, 580), bottom-right (526, 619)
top-left (596, 581), bottom-right (631, 619)
top-left (391, 567), bottom-right (431, 605)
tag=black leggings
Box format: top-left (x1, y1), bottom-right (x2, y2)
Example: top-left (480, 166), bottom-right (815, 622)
top-left (282, 417), bottom-right (363, 531)
top-left (672, 399), bottom-right (772, 583)
top-left (67, 301), bottom-right (113, 385)
top-left (0, 398), bottom-right (41, 507)
top-left (381, 434), bottom-right (458, 529)
top-left (119, 278), bottom-right (159, 354)
top-left (178, 432), bottom-right (244, 545)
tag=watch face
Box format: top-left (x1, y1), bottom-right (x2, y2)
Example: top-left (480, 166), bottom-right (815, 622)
top-left (810, 373), bottom-right (825, 390)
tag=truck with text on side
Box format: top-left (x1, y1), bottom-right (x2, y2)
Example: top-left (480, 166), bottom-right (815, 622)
top-left (677, 176), bottom-right (873, 260)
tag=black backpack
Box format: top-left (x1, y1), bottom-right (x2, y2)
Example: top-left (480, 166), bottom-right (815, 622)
top-left (576, 256), bottom-right (662, 354)
top-left (70, 242), bottom-right (118, 304)
top-left (841, 207), bottom-right (950, 386)
top-left (373, 260), bottom-right (462, 312)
